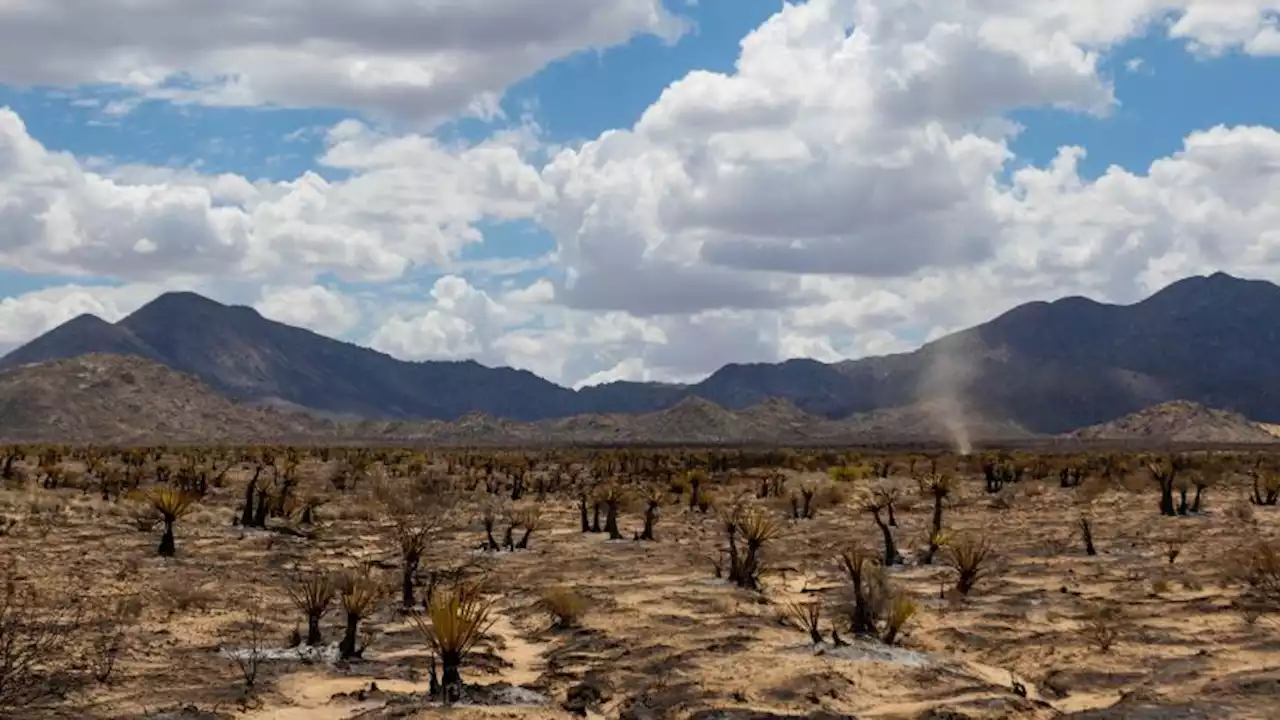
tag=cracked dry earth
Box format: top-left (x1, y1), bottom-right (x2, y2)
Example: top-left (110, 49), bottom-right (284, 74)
top-left (4, 463), bottom-right (1280, 719)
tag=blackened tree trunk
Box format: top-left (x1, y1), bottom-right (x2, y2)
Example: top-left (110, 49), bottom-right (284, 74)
top-left (252, 488), bottom-right (271, 527)
top-left (921, 492), bottom-right (944, 564)
top-left (158, 518), bottom-right (176, 557)
top-left (339, 613), bottom-right (361, 659)
top-left (604, 501), bottom-right (623, 540)
top-left (639, 504), bottom-right (657, 540)
top-left (306, 613), bottom-right (324, 646)
top-left (872, 509), bottom-right (898, 566)
top-left (240, 475), bottom-right (257, 526)
top-left (1079, 518), bottom-right (1096, 556)
top-left (440, 651), bottom-right (463, 703)
top-left (578, 494), bottom-right (590, 532)
top-left (402, 554), bottom-right (420, 608)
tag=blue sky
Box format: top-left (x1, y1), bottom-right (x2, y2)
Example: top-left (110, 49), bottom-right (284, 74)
top-left (2, 0), bottom-right (1279, 385)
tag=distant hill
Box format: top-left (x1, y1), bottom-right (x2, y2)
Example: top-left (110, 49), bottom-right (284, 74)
top-left (1068, 400), bottom-right (1279, 444)
top-left (7, 272), bottom-right (1280, 433)
top-left (0, 354), bottom-right (328, 444)
top-left (4, 355), bottom-right (1271, 447)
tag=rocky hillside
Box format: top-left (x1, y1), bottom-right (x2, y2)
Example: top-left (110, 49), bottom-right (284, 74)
top-left (0, 354), bottom-right (329, 443)
top-left (0, 355), bottom-right (1030, 445)
top-left (7, 272), bottom-right (1280, 435)
top-left (1069, 400), bottom-right (1279, 444)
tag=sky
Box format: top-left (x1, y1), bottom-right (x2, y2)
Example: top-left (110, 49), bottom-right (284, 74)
top-left (1, 1), bottom-right (1279, 389)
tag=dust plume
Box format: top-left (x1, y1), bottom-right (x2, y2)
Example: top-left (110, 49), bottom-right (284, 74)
top-left (918, 335), bottom-right (978, 455)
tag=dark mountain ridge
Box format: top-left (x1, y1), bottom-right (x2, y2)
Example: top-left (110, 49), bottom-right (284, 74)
top-left (5, 272), bottom-right (1280, 433)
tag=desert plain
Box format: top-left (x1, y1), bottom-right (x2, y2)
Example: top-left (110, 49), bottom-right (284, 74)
top-left (2, 445), bottom-right (1279, 720)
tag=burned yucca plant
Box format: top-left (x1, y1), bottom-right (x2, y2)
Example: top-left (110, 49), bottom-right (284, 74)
top-left (919, 473), bottom-right (953, 565)
top-left (1078, 515), bottom-right (1097, 556)
top-left (827, 544), bottom-right (919, 646)
top-left (835, 543), bottom-right (883, 637)
top-left (1250, 469), bottom-right (1280, 506)
top-left (137, 486), bottom-right (197, 557)
top-left (411, 582), bottom-right (495, 704)
top-left (513, 507), bottom-right (542, 550)
top-left (479, 501), bottom-right (507, 552)
top-left (636, 485), bottom-right (663, 541)
top-left (596, 483), bottom-right (628, 540)
top-left (860, 483), bottom-right (902, 566)
top-left (337, 568), bottom-right (382, 660)
top-left (286, 571), bottom-right (337, 646)
top-left (942, 533), bottom-right (995, 596)
top-left (790, 484), bottom-right (818, 520)
top-left (719, 504), bottom-right (780, 590)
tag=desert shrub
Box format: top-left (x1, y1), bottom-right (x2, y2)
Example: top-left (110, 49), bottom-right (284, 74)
top-left (411, 582), bottom-right (495, 704)
top-left (1080, 603), bottom-right (1125, 652)
top-left (694, 489), bottom-right (715, 513)
top-left (942, 533), bottom-right (995, 595)
top-left (156, 580), bottom-right (218, 616)
top-left (1163, 530), bottom-right (1191, 564)
top-left (1226, 539), bottom-right (1280, 610)
top-left (881, 591), bottom-right (918, 646)
top-left (87, 595), bottom-right (143, 685)
top-left (538, 586), bottom-right (589, 629)
top-left (1250, 470), bottom-right (1280, 506)
top-left (0, 570), bottom-right (85, 710)
top-left (782, 600), bottom-right (824, 645)
top-left (221, 608), bottom-right (270, 697)
top-left (1228, 497), bottom-right (1256, 524)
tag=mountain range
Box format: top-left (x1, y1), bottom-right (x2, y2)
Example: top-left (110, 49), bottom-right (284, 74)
top-left (5, 271), bottom-right (1280, 436)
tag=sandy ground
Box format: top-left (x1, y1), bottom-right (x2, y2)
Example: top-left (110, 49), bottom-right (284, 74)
top-left (3, 456), bottom-right (1279, 719)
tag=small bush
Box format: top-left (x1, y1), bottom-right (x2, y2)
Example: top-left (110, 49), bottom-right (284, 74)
top-left (1080, 603), bottom-right (1125, 652)
top-left (1226, 539), bottom-right (1280, 609)
top-left (538, 586), bottom-right (588, 629)
top-left (881, 591), bottom-right (918, 646)
top-left (942, 533), bottom-right (995, 595)
top-left (782, 600), bottom-right (823, 644)
top-left (156, 581), bottom-right (218, 616)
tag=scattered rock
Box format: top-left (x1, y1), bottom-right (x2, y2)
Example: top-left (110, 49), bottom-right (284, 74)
top-left (564, 672), bottom-right (614, 715)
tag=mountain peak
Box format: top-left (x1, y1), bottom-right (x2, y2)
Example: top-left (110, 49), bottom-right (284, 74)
top-left (62, 313), bottom-right (113, 329)
top-left (127, 291), bottom-right (230, 318)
